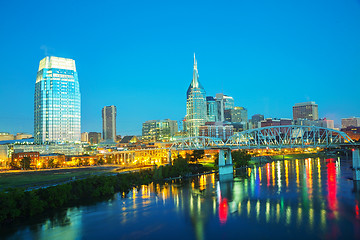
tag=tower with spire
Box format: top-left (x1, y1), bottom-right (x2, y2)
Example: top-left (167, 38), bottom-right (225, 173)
top-left (185, 53), bottom-right (207, 137)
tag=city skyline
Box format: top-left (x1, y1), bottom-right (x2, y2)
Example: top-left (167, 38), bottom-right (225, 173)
top-left (1, 0), bottom-right (360, 135)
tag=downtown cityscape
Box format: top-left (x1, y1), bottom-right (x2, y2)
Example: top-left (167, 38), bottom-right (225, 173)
top-left (1, 0), bottom-right (360, 239)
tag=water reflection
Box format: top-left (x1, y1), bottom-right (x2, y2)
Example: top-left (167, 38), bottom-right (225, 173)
top-left (3, 157), bottom-right (360, 239)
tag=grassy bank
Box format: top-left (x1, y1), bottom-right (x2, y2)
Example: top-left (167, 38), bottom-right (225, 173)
top-left (0, 166), bottom-right (118, 190)
top-left (0, 159), bottom-right (212, 225)
top-left (270, 152), bottom-right (326, 160)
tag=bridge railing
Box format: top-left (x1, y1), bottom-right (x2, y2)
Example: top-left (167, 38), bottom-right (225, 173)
top-left (225, 125), bottom-right (354, 149)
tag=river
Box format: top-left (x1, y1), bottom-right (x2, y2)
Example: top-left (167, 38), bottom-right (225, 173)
top-left (2, 157), bottom-right (360, 239)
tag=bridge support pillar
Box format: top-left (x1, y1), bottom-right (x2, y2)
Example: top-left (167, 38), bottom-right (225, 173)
top-left (168, 150), bottom-right (172, 165)
top-left (218, 149), bottom-right (233, 177)
top-left (353, 149), bottom-right (360, 181)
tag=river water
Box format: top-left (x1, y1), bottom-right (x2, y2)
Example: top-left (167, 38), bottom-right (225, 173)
top-left (2, 157), bottom-right (360, 239)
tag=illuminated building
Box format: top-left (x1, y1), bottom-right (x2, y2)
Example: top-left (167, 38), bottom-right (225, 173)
top-left (231, 107), bottom-right (248, 123)
top-left (0, 133), bottom-right (15, 141)
top-left (199, 122), bottom-right (234, 141)
top-left (292, 101), bottom-right (318, 120)
top-left (206, 96), bottom-right (218, 122)
top-left (13, 144), bottom-right (83, 155)
top-left (261, 118), bottom-right (292, 127)
top-left (215, 93), bottom-right (234, 122)
top-left (142, 119), bottom-right (178, 141)
top-left (34, 56), bottom-right (81, 144)
top-left (293, 118), bottom-right (334, 129)
top-left (81, 132), bottom-right (89, 142)
top-left (185, 54), bottom-right (207, 136)
top-left (341, 126), bottom-right (360, 141)
top-left (341, 117), bottom-right (360, 128)
top-left (102, 105), bottom-right (117, 142)
top-left (15, 133), bottom-right (32, 140)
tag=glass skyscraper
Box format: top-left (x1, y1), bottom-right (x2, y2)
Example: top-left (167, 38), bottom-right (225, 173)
top-left (34, 56), bottom-right (81, 144)
top-left (102, 105), bottom-right (117, 142)
top-left (185, 54), bottom-right (207, 137)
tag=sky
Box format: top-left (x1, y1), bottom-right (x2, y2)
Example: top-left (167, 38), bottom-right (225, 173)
top-left (0, 0), bottom-right (359, 135)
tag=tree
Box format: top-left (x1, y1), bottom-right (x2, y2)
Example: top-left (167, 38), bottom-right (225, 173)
top-left (191, 150), bottom-right (205, 163)
top-left (185, 153), bottom-right (192, 162)
top-left (98, 157), bottom-right (104, 165)
top-left (9, 160), bottom-right (20, 170)
top-left (231, 150), bottom-right (251, 168)
top-left (20, 157), bottom-right (31, 170)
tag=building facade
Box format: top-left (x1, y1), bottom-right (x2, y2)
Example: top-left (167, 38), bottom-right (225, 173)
top-left (199, 122), bottom-right (234, 141)
top-left (292, 101), bottom-right (318, 120)
top-left (88, 132), bottom-right (102, 144)
top-left (142, 119), bottom-right (178, 142)
top-left (251, 114), bottom-right (264, 129)
top-left (185, 54), bottom-right (207, 137)
top-left (34, 56), bottom-right (81, 144)
top-left (102, 105), bottom-right (117, 142)
top-left (206, 96), bottom-right (218, 122)
top-left (215, 93), bottom-right (234, 122)
top-left (341, 117), bottom-right (360, 128)
top-left (231, 107), bottom-right (248, 123)
top-left (81, 132), bottom-right (89, 142)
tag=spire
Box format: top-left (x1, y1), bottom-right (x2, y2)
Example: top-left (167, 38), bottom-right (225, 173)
top-left (192, 53), bottom-right (199, 87)
top-left (193, 52), bottom-right (197, 70)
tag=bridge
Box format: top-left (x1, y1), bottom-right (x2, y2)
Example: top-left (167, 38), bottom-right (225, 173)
top-left (169, 125), bottom-right (356, 177)
top-left (101, 126), bottom-right (358, 178)
top-left (170, 125), bottom-right (354, 150)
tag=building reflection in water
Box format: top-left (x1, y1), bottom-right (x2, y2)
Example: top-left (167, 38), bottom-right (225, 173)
top-left (7, 156), bottom-right (360, 240)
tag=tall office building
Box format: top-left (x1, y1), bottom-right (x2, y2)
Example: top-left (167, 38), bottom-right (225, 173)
top-left (293, 101), bottom-right (318, 120)
top-left (231, 107), bottom-right (248, 123)
top-left (102, 105), bottom-right (117, 142)
top-left (142, 119), bottom-right (178, 141)
top-left (34, 56), bottom-right (81, 144)
top-left (185, 54), bottom-right (207, 137)
top-left (206, 96), bottom-right (218, 122)
top-left (215, 93), bottom-right (234, 122)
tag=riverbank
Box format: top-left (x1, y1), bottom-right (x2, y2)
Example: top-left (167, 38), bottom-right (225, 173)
top-left (0, 160), bottom-right (213, 225)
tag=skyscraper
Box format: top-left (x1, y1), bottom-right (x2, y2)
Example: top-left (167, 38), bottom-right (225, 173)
top-left (231, 107), bottom-right (248, 123)
top-left (185, 54), bottom-right (207, 137)
top-left (102, 105), bottom-right (117, 142)
top-left (292, 101), bottom-right (318, 120)
top-left (215, 93), bottom-right (234, 122)
top-left (142, 119), bottom-right (178, 141)
top-left (34, 56), bottom-right (81, 144)
top-left (206, 96), bottom-right (218, 122)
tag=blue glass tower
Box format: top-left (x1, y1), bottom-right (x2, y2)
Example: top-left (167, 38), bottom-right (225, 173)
top-left (185, 54), bottom-right (207, 136)
top-left (34, 56), bottom-right (81, 144)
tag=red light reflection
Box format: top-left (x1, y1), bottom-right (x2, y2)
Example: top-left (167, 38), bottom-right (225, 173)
top-left (327, 162), bottom-right (337, 217)
top-left (219, 198), bottom-right (228, 224)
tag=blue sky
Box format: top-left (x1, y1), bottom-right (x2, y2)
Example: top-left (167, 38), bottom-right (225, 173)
top-left (0, 0), bottom-right (359, 135)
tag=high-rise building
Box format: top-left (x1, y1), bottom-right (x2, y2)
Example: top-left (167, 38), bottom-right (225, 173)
top-left (206, 96), bottom-right (218, 122)
top-left (292, 101), bottom-right (318, 120)
top-left (341, 117), bottom-right (360, 128)
top-left (231, 107), bottom-right (248, 123)
top-left (215, 93), bottom-right (234, 122)
top-left (251, 114), bottom-right (264, 129)
top-left (185, 54), bottom-right (207, 137)
top-left (34, 56), bottom-right (81, 144)
top-left (102, 105), bottom-right (117, 142)
top-left (142, 119), bottom-right (178, 141)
